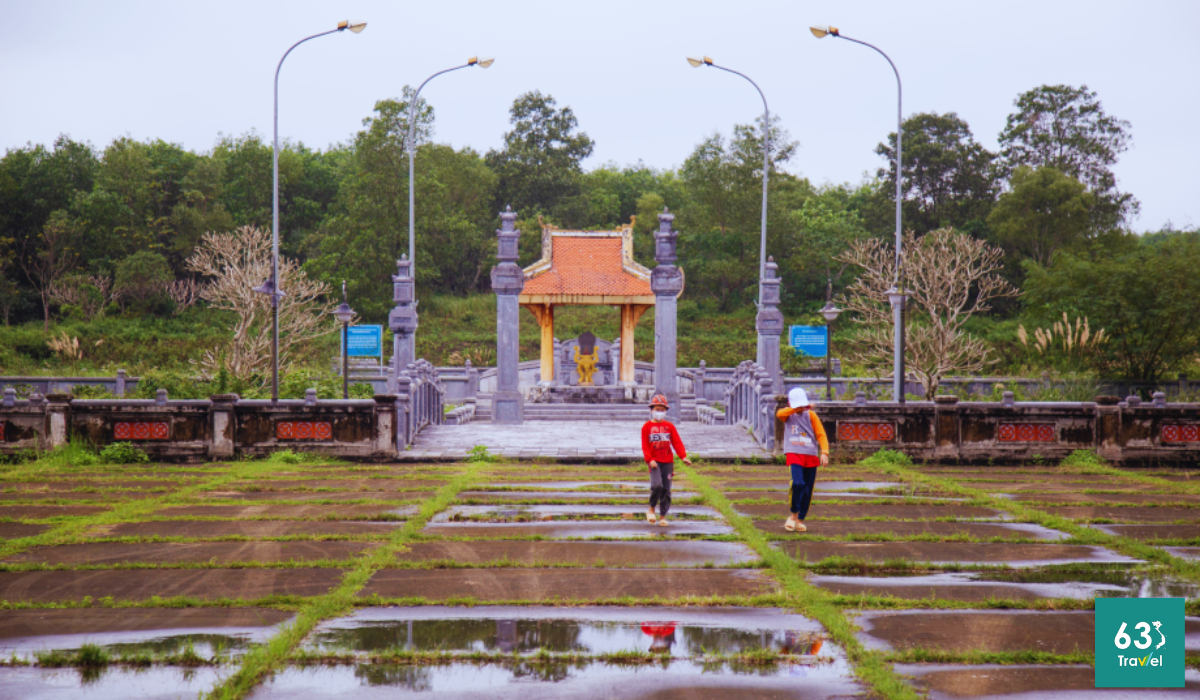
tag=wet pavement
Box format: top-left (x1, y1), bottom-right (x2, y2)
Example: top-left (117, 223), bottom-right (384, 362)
top-left (3, 455), bottom-right (1198, 698)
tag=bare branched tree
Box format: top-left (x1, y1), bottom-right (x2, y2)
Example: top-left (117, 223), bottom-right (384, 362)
top-left (48, 274), bottom-right (120, 321)
top-left (165, 278), bottom-right (205, 316)
top-left (186, 226), bottom-right (335, 382)
top-left (836, 228), bottom-right (1018, 398)
top-left (22, 211), bottom-right (78, 332)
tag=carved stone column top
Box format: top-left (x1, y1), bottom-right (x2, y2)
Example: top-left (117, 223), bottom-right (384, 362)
top-left (655, 207), bottom-right (678, 265)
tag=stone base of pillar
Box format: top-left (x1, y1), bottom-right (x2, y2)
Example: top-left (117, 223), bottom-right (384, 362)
top-left (492, 390), bottom-right (524, 424)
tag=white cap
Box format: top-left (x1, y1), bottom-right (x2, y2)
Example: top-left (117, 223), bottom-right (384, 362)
top-left (788, 388), bottom-right (809, 409)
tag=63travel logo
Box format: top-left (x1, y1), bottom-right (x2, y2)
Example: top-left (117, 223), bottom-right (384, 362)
top-left (1095, 598), bottom-right (1184, 688)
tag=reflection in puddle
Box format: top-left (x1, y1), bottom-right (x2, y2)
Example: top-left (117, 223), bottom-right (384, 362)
top-left (0, 665), bottom-right (222, 699)
top-left (2, 629), bottom-right (275, 663)
top-left (305, 606), bottom-right (836, 660)
top-left (971, 569), bottom-right (1200, 599)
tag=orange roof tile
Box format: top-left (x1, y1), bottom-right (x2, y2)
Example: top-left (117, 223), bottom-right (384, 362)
top-left (523, 236), bottom-right (652, 297)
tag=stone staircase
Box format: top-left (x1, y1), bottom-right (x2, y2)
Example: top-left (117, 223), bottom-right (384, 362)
top-left (473, 394), bottom-right (701, 422)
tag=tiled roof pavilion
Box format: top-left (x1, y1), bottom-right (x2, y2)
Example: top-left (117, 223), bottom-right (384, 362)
top-left (519, 219), bottom-right (676, 384)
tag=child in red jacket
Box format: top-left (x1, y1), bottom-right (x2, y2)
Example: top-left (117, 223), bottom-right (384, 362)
top-left (642, 394), bottom-right (692, 526)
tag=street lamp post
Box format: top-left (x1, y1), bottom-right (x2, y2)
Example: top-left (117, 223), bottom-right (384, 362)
top-left (406, 57), bottom-right (494, 277)
top-left (820, 280), bottom-right (842, 402)
top-left (332, 281), bottom-right (355, 400)
top-left (686, 56), bottom-right (770, 304)
top-left (811, 25), bottom-right (907, 403)
top-left (261, 20), bottom-right (366, 403)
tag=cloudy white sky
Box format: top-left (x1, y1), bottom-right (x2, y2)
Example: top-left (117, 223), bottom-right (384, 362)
top-left (3, 0), bottom-right (1197, 231)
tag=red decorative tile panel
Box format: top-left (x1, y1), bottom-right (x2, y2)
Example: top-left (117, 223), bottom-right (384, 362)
top-left (0, 422), bottom-right (5, 441)
top-left (277, 421), bottom-right (333, 441)
top-left (837, 422), bottom-right (895, 442)
top-left (997, 423), bottom-right (1055, 442)
top-left (113, 421), bottom-right (170, 440)
top-left (1161, 423), bottom-right (1200, 443)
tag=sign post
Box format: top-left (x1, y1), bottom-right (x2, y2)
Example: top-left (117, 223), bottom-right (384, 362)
top-left (789, 326), bottom-right (828, 358)
top-left (343, 325), bottom-right (384, 376)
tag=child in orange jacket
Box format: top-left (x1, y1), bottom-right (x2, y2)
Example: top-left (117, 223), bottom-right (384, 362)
top-left (776, 388), bottom-right (829, 532)
top-left (641, 394), bottom-right (692, 526)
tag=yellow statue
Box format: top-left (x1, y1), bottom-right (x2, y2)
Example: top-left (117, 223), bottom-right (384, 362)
top-left (574, 346), bottom-right (599, 386)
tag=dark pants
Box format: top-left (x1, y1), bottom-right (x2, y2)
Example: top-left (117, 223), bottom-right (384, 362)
top-left (789, 464), bottom-right (818, 518)
top-left (649, 461), bottom-right (674, 517)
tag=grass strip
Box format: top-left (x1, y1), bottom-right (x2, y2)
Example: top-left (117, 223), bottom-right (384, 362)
top-left (677, 460), bottom-right (921, 700)
top-left (200, 462), bottom-right (479, 700)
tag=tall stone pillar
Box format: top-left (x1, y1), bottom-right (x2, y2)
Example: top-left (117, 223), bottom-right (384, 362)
top-left (389, 255), bottom-right (418, 388)
top-left (491, 206), bottom-right (524, 424)
top-left (756, 256), bottom-right (784, 394)
top-left (652, 208), bottom-right (684, 423)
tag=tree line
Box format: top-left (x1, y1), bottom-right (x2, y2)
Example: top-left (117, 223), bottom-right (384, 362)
top-left (3, 83), bottom-right (1199, 381)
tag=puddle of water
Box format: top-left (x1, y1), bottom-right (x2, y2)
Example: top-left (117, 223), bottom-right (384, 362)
top-left (813, 572), bottom-right (1131, 600)
top-left (0, 626), bottom-right (280, 662)
top-left (252, 659), bottom-right (860, 699)
top-left (304, 606), bottom-right (833, 659)
top-left (431, 504), bottom-right (720, 524)
top-left (1165, 546), bottom-right (1200, 561)
top-left (422, 520), bottom-right (735, 538)
top-left (480, 481), bottom-right (650, 490)
top-left (968, 569), bottom-right (1200, 599)
top-left (0, 665), bottom-right (222, 699)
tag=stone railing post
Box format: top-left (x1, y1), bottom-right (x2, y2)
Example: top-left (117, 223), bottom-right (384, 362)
top-left (210, 394), bottom-right (238, 459)
top-left (395, 375), bottom-right (413, 448)
top-left (695, 360), bottom-right (707, 403)
top-left (772, 394), bottom-right (789, 455)
top-left (491, 206), bottom-right (525, 424)
top-left (373, 395), bottom-right (399, 458)
top-left (389, 255), bottom-right (418, 389)
top-left (2, 388), bottom-right (15, 407)
top-left (652, 207), bottom-right (684, 422)
top-left (756, 257), bottom-right (784, 394)
top-left (116, 369), bottom-right (127, 397)
top-left (1094, 395), bottom-right (1122, 462)
top-left (934, 394), bottom-right (960, 459)
top-left (465, 360), bottom-right (479, 398)
top-left (45, 393), bottom-right (71, 450)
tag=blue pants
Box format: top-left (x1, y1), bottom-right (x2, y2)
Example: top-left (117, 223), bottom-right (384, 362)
top-left (789, 464), bottom-right (817, 518)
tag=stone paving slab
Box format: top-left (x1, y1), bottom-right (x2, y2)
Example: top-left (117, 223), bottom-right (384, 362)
top-left (1090, 523), bottom-right (1200, 541)
top-left (153, 504), bottom-right (419, 519)
top-left (1, 505), bottom-right (110, 519)
top-left (393, 540), bottom-right (758, 567)
top-left (0, 491), bottom-right (149, 502)
top-left (0, 568), bottom-right (345, 603)
top-left (752, 520), bottom-right (1069, 541)
top-left (1041, 506), bottom-right (1200, 523)
top-left (403, 421), bottom-right (772, 462)
top-left (359, 568), bottom-right (777, 601)
top-left (456, 490), bottom-right (699, 501)
top-left (811, 573), bottom-right (1131, 602)
top-left (777, 541), bottom-right (1140, 567)
top-left (895, 664), bottom-right (1200, 699)
top-left (430, 504), bottom-right (721, 522)
top-left (90, 520), bottom-right (404, 539)
top-left (856, 610), bottom-right (1101, 653)
top-left (0, 522), bottom-right (50, 539)
top-left (1015, 492), bottom-right (1200, 505)
top-left (235, 479), bottom-right (448, 491)
top-left (194, 491), bottom-right (433, 502)
top-left (4, 541), bottom-right (379, 565)
top-left (734, 503), bottom-right (1007, 520)
top-left (0, 607), bottom-right (292, 641)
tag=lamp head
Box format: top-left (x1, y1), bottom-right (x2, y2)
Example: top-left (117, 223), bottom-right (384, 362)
top-left (252, 278), bottom-right (284, 298)
top-left (332, 301), bottom-right (355, 325)
top-left (338, 20), bottom-right (368, 33)
top-left (820, 301), bottom-right (842, 322)
top-left (810, 25), bottom-right (839, 38)
top-left (885, 285), bottom-right (908, 309)
top-left (686, 56), bottom-right (713, 68)
top-left (468, 56), bottom-right (495, 68)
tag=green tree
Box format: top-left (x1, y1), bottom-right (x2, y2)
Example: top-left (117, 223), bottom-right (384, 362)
top-left (114, 250), bottom-right (174, 312)
top-left (998, 84), bottom-right (1135, 224)
top-left (988, 166), bottom-right (1096, 269)
top-left (1022, 231), bottom-right (1200, 382)
top-left (486, 91), bottom-right (594, 216)
top-left (876, 112), bottom-right (999, 235)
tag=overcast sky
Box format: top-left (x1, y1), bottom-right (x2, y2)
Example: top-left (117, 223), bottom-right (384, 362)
top-left (3, 0), bottom-right (1197, 231)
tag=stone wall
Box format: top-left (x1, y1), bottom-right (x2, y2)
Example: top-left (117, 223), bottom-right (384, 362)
top-left (772, 394), bottom-right (1200, 465)
top-left (1, 393), bottom-right (401, 462)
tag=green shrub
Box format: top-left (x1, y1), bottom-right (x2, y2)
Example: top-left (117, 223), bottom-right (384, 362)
top-left (1061, 449), bottom-right (1106, 468)
top-left (99, 442), bottom-right (149, 464)
top-left (467, 445), bottom-right (496, 463)
top-left (859, 448), bottom-right (914, 468)
top-left (70, 384), bottom-right (116, 399)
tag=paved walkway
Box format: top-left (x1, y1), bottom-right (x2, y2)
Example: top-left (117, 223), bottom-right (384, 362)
top-left (402, 420), bottom-right (772, 462)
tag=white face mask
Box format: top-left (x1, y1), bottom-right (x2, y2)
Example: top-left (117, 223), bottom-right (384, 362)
top-left (651, 409), bottom-right (666, 421)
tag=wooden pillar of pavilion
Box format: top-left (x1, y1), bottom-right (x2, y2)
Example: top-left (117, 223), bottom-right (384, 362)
top-left (527, 303), bottom-right (555, 384)
top-left (619, 304), bottom-right (650, 383)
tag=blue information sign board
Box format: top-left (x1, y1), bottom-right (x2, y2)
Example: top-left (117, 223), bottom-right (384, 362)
top-left (789, 326), bottom-right (828, 358)
top-left (345, 325), bottom-right (383, 358)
